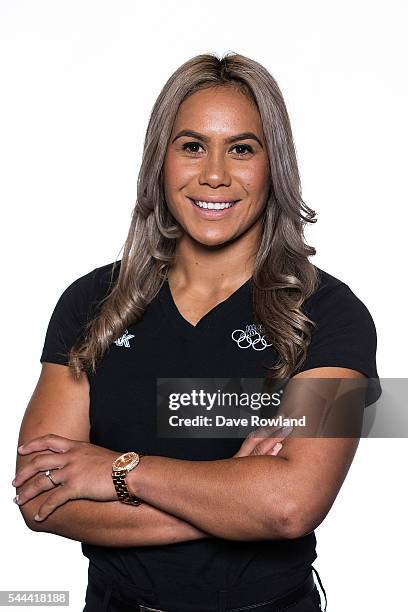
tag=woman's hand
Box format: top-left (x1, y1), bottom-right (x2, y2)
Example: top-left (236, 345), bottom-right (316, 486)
top-left (232, 424), bottom-right (293, 458)
top-left (12, 434), bottom-right (123, 521)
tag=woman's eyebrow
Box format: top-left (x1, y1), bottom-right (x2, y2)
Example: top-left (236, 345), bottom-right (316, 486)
top-left (171, 129), bottom-right (263, 148)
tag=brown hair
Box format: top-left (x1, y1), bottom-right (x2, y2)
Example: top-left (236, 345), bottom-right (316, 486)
top-left (68, 52), bottom-right (319, 380)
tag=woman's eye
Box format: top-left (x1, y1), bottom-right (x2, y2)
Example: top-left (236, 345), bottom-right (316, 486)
top-left (231, 144), bottom-right (253, 156)
top-left (182, 142), bottom-right (204, 154)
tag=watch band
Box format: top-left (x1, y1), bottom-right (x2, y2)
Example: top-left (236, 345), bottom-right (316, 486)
top-left (112, 453), bottom-right (144, 506)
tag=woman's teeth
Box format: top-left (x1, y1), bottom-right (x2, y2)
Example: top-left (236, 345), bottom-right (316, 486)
top-left (193, 200), bottom-right (236, 210)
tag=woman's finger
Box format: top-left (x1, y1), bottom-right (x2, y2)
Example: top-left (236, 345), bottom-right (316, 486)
top-left (15, 468), bottom-right (65, 507)
top-left (13, 452), bottom-right (66, 488)
top-left (34, 486), bottom-right (72, 522)
top-left (232, 428), bottom-right (280, 457)
top-left (252, 425), bottom-right (293, 456)
top-left (233, 425), bottom-right (293, 457)
top-left (249, 432), bottom-right (288, 456)
top-left (14, 438), bottom-right (119, 504)
top-left (17, 433), bottom-right (75, 455)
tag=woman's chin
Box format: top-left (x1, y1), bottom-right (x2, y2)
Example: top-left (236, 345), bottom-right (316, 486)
top-left (187, 229), bottom-right (238, 248)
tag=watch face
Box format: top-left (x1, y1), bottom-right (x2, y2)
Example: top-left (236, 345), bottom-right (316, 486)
top-left (113, 452), bottom-right (139, 471)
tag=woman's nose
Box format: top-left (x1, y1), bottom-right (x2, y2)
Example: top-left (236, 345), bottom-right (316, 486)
top-left (199, 152), bottom-right (231, 187)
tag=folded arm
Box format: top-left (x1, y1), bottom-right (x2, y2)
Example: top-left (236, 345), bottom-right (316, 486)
top-left (15, 363), bottom-right (210, 546)
top-left (20, 486), bottom-right (210, 546)
top-left (126, 367), bottom-right (364, 540)
top-left (16, 364), bottom-right (363, 544)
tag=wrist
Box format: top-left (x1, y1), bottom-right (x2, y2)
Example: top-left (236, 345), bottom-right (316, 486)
top-left (126, 454), bottom-right (151, 498)
top-left (111, 451), bottom-right (146, 506)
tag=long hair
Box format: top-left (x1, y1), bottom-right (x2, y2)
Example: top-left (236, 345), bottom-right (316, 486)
top-left (68, 52), bottom-right (319, 380)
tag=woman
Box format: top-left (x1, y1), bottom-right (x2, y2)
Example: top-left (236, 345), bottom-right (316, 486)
top-left (13, 53), bottom-right (380, 611)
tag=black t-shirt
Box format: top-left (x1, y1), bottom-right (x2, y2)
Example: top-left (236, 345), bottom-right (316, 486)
top-left (40, 262), bottom-right (380, 594)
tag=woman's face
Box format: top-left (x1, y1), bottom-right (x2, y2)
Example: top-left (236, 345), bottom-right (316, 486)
top-left (163, 86), bottom-right (271, 247)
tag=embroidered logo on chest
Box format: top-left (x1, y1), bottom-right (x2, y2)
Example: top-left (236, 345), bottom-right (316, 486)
top-left (231, 323), bottom-right (272, 351)
top-left (114, 328), bottom-right (135, 348)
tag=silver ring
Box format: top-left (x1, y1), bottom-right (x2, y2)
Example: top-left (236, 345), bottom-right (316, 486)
top-left (45, 469), bottom-right (57, 486)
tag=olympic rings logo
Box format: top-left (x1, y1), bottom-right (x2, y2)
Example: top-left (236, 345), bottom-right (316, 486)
top-left (231, 324), bottom-right (273, 351)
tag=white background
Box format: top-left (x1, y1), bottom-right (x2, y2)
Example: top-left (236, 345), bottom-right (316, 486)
top-left (1, 1), bottom-right (407, 610)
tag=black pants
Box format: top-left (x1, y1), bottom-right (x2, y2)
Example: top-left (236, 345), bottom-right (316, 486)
top-left (83, 562), bottom-right (327, 612)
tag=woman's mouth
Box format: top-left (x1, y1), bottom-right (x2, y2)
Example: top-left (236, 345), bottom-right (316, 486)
top-left (187, 197), bottom-right (240, 217)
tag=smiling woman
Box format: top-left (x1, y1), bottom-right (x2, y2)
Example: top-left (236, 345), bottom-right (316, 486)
top-left (14, 52), bottom-right (381, 612)
top-left (163, 86), bottom-right (270, 245)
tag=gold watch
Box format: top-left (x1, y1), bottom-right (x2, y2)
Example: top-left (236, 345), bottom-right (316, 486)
top-left (112, 451), bottom-right (144, 506)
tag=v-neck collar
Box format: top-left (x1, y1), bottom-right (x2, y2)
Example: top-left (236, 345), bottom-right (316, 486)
top-left (158, 276), bottom-right (253, 341)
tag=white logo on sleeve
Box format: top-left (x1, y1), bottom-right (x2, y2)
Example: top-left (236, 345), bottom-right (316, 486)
top-left (231, 323), bottom-right (272, 351)
top-left (114, 329), bottom-right (135, 348)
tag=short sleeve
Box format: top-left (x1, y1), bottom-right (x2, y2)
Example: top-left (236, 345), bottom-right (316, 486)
top-left (40, 270), bottom-right (98, 366)
top-left (295, 282), bottom-right (381, 406)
